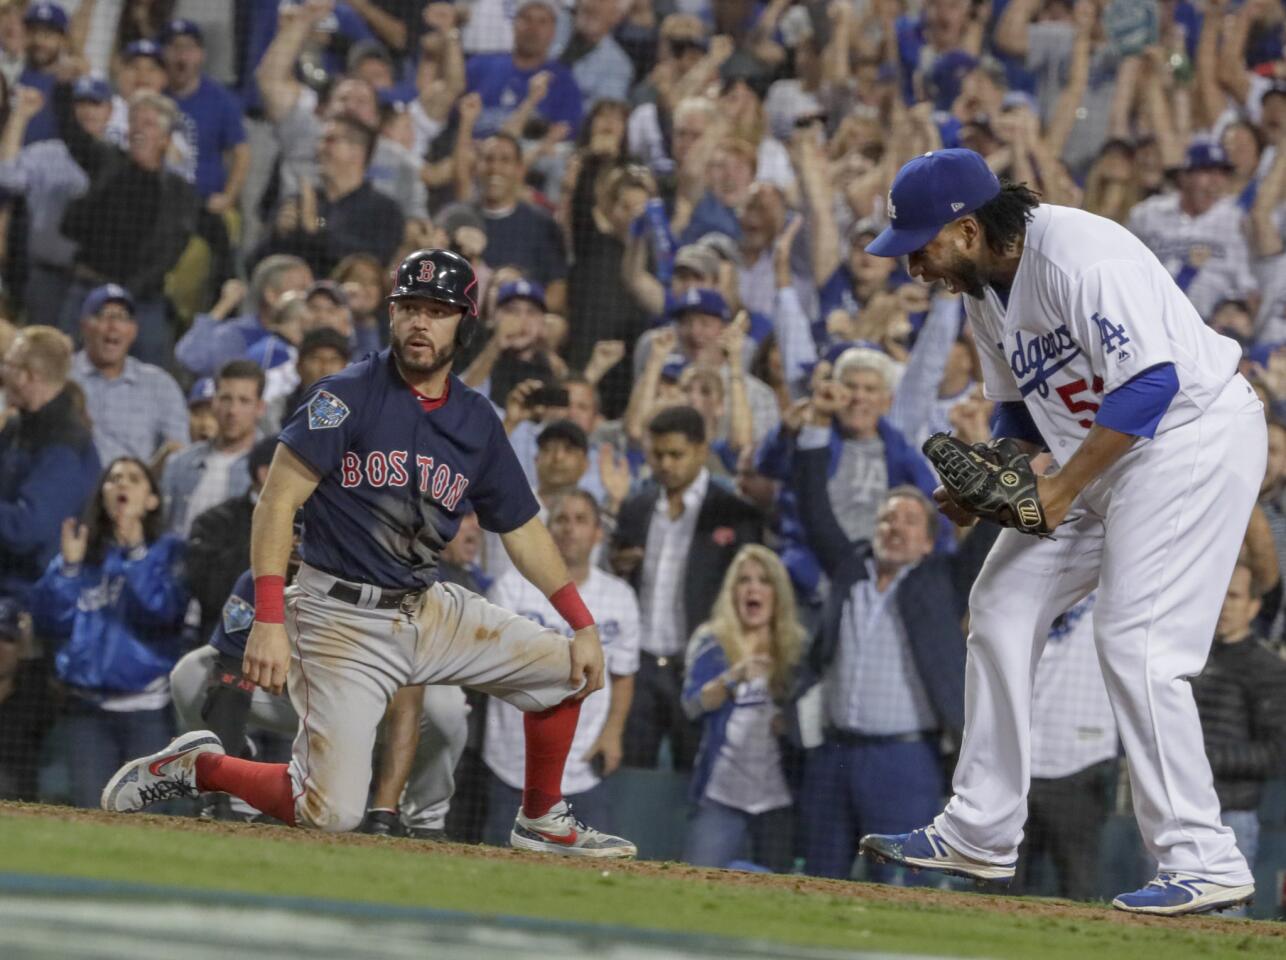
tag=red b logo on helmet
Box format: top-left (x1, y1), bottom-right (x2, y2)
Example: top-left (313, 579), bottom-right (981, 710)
top-left (417, 260), bottom-right (436, 283)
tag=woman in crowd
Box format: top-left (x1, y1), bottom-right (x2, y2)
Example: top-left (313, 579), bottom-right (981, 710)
top-left (681, 545), bottom-right (803, 873)
top-left (29, 457), bottom-right (188, 809)
top-left (330, 252), bottom-right (388, 353)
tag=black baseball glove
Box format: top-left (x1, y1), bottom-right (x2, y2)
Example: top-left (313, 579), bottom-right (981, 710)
top-left (922, 432), bottom-right (1053, 537)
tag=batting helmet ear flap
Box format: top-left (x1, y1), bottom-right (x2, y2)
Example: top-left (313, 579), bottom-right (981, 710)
top-left (455, 312), bottom-right (478, 348)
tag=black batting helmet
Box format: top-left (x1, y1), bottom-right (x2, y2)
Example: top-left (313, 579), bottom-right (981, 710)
top-left (387, 248), bottom-right (480, 346)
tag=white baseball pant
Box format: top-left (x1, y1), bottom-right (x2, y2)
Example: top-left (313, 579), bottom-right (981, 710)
top-left (169, 644), bottom-right (468, 828)
top-left (285, 566), bottom-right (579, 832)
top-left (935, 375), bottom-right (1264, 885)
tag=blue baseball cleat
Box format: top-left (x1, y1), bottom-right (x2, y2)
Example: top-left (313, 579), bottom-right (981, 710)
top-left (1112, 874), bottom-right (1255, 916)
top-left (859, 824), bottom-right (1016, 882)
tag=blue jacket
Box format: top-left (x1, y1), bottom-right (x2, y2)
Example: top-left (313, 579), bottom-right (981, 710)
top-left (754, 418), bottom-right (945, 596)
top-left (161, 440), bottom-right (253, 536)
top-left (786, 445), bottom-right (999, 741)
top-left (755, 416), bottom-right (936, 491)
top-left (174, 311), bottom-right (270, 378)
top-left (680, 630), bottom-right (788, 806)
top-left (683, 631), bottom-right (734, 804)
top-left (30, 535), bottom-right (189, 694)
top-left (0, 387), bottom-right (100, 600)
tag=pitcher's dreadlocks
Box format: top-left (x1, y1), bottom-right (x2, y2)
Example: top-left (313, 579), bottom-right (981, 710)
top-left (972, 180), bottom-right (1041, 255)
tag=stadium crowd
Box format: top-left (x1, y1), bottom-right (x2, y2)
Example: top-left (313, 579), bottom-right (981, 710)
top-left (0, 0), bottom-right (1285, 901)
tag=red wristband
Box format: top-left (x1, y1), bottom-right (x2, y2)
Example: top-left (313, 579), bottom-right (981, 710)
top-left (254, 575), bottom-right (286, 624)
top-left (549, 582), bottom-right (594, 631)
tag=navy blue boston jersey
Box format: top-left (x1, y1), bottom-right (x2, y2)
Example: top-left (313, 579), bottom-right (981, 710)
top-left (210, 569), bottom-right (256, 659)
top-left (278, 349), bottom-right (539, 590)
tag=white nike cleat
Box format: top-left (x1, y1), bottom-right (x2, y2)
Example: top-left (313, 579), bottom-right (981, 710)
top-left (101, 730), bottom-right (225, 813)
top-left (510, 800), bottom-right (637, 859)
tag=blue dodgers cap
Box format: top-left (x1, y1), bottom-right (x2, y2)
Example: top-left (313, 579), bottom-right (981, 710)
top-left (660, 357), bottom-right (689, 382)
top-left (376, 86), bottom-right (413, 111)
top-left (187, 377), bottom-right (215, 408)
top-left (81, 283), bottom-right (135, 317)
top-left (926, 51), bottom-right (977, 112)
top-left (1001, 90), bottom-right (1040, 114)
top-left (667, 286), bottom-right (729, 321)
top-left (1248, 341), bottom-right (1286, 368)
top-left (161, 18), bottom-right (203, 44)
top-left (1183, 140), bottom-right (1233, 172)
top-left (866, 149), bottom-right (1002, 258)
top-left (496, 279), bottom-right (546, 310)
top-left (24, 2), bottom-right (68, 32)
top-left (72, 76), bottom-right (111, 103)
top-left (124, 39), bottom-right (163, 63)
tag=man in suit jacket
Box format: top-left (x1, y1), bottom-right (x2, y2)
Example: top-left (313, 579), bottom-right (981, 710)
top-left (789, 416), bottom-right (998, 881)
top-left (610, 405), bottom-right (762, 770)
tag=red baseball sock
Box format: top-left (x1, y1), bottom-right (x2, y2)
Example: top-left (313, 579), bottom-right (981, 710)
top-left (522, 699), bottom-right (581, 819)
top-left (195, 754), bottom-right (297, 826)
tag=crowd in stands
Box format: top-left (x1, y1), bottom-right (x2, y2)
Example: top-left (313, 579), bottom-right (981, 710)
top-left (0, 0), bottom-right (1285, 899)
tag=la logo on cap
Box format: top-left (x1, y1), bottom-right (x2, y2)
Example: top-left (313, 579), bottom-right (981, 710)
top-left (887, 191), bottom-right (897, 221)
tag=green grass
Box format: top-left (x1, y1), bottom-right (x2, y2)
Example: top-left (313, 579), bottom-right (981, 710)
top-left (1, 810), bottom-right (1280, 959)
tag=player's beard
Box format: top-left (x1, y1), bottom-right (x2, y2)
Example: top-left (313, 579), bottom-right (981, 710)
top-left (392, 334), bottom-right (455, 378)
top-left (943, 252), bottom-right (988, 300)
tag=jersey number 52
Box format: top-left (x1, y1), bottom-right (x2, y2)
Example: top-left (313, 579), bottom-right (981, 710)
top-left (1055, 376), bottom-right (1105, 429)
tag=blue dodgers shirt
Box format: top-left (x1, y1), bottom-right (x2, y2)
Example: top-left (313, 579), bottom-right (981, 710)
top-left (210, 568), bottom-right (256, 659)
top-left (278, 350), bottom-right (540, 591)
top-left (465, 54), bottom-right (583, 136)
top-left (170, 75), bottom-right (248, 199)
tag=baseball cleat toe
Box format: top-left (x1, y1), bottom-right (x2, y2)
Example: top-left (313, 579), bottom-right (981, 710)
top-left (858, 824), bottom-right (1015, 882)
top-left (101, 730), bottom-right (224, 813)
top-left (1112, 874), bottom-right (1255, 915)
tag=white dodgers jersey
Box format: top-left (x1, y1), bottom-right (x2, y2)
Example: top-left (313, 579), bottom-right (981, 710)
top-left (1125, 193), bottom-right (1255, 321)
top-left (966, 204), bottom-right (1242, 464)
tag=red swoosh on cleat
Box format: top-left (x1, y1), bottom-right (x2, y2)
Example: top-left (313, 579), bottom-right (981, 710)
top-left (148, 752), bottom-right (185, 776)
top-left (533, 828), bottom-right (578, 845)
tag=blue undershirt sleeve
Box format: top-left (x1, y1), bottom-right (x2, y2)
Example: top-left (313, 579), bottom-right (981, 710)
top-left (989, 401), bottom-right (1046, 447)
top-left (1094, 363), bottom-right (1179, 439)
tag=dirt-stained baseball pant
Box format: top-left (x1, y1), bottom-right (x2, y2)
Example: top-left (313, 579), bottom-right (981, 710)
top-left (169, 644), bottom-right (469, 829)
top-left (285, 564), bottom-right (579, 832)
top-left (936, 377), bottom-right (1264, 885)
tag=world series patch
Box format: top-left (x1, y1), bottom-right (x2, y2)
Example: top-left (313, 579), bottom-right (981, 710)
top-left (222, 595), bottom-right (255, 634)
top-left (308, 390), bottom-right (350, 430)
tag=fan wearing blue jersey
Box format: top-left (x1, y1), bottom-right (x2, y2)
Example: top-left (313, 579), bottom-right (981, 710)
top-left (103, 248), bottom-right (636, 858)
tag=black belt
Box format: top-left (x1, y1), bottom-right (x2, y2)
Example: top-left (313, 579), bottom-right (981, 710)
top-left (642, 650), bottom-right (685, 669)
top-left (829, 729), bottom-right (935, 746)
top-left (326, 581), bottom-right (422, 610)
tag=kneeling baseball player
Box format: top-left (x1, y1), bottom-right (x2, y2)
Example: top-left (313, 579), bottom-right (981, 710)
top-left (169, 565), bottom-right (468, 837)
top-left (103, 249), bottom-right (636, 858)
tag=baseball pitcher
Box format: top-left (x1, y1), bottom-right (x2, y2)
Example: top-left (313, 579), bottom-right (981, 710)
top-left (856, 149), bottom-right (1263, 915)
